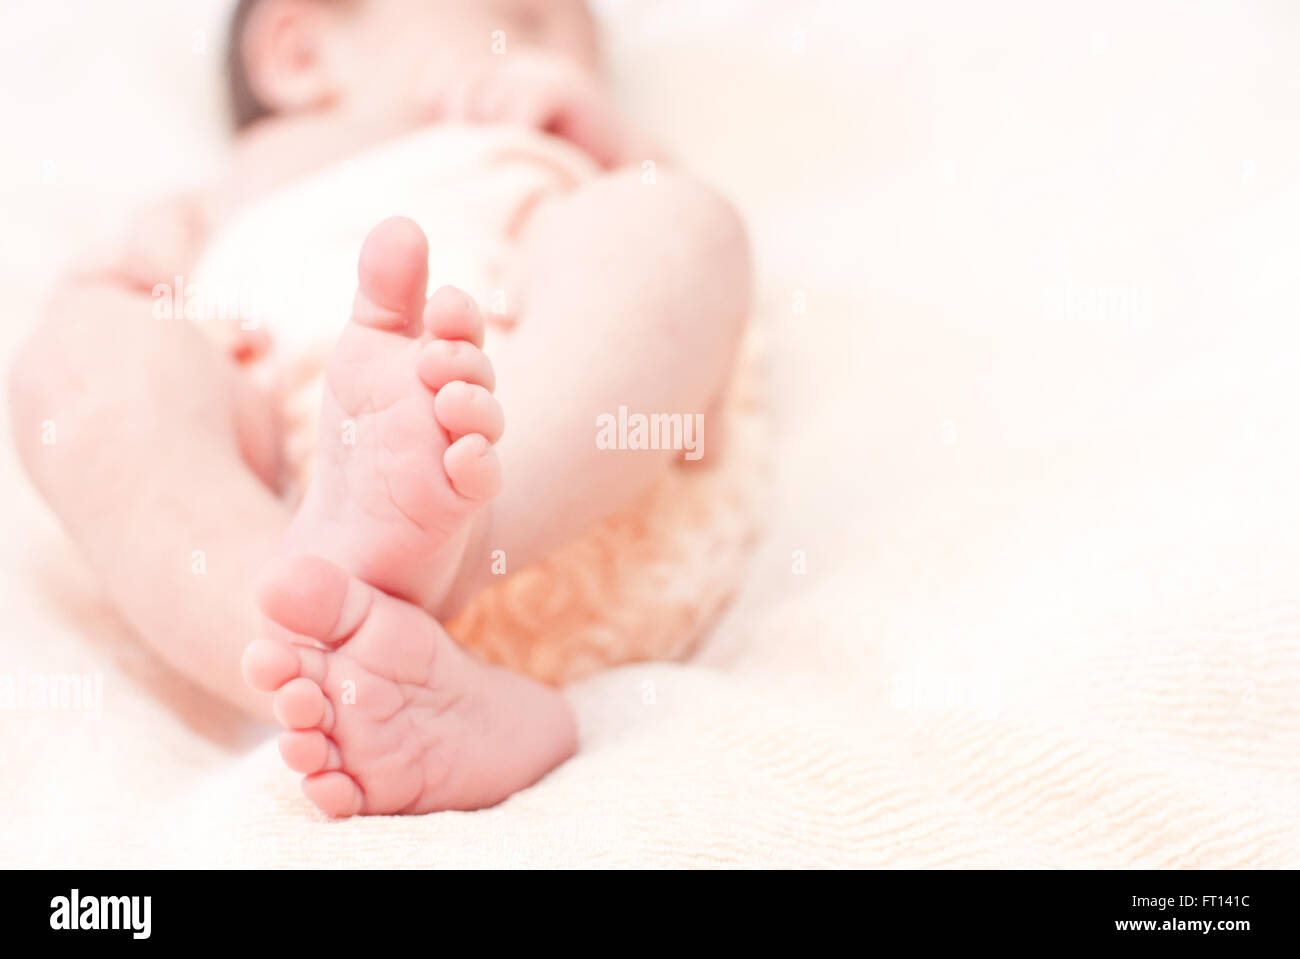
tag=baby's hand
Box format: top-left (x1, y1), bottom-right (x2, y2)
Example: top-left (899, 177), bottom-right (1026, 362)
top-left (422, 52), bottom-right (656, 169)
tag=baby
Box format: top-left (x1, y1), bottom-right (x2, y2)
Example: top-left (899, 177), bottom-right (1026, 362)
top-left (9, 0), bottom-right (749, 816)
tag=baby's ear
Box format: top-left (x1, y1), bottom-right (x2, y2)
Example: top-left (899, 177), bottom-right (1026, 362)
top-left (240, 0), bottom-right (341, 116)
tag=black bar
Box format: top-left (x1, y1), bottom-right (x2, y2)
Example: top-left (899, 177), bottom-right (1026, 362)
top-left (0, 869), bottom-right (1289, 947)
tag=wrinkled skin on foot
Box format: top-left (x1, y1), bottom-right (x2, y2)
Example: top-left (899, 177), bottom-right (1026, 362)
top-left (244, 218), bottom-right (575, 817)
top-left (243, 555), bottom-right (575, 816)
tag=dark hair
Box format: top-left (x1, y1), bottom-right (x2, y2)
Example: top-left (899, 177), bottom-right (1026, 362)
top-left (226, 0), bottom-right (269, 130)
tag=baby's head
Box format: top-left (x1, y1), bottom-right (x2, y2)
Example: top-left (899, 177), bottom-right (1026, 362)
top-left (227, 0), bottom-right (599, 130)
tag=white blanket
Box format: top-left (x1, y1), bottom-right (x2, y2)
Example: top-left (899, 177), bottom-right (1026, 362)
top-left (1, 0), bottom-right (1296, 867)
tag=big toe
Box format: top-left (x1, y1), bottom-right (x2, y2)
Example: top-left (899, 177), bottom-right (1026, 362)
top-left (257, 555), bottom-right (373, 647)
top-left (352, 216), bottom-right (430, 335)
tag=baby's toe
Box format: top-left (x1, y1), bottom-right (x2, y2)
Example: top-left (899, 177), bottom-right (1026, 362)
top-left (302, 771), bottom-right (364, 818)
top-left (273, 677), bottom-right (331, 731)
top-left (422, 285), bottom-right (484, 347)
top-left (257, 555), bottom-right (373, 648)
top-left (351, 217), bottom-right (429, 335)
top-left (416, 339), bottom-right (496, 392)
top-left (242, 639), bottom-right (301, 692)
top-left (444, 434), bottom-right (503, 502)
top-left (434, 381), bottom-right (504, 442)
top-left (242, 638), bottom-right (328, 692)
top-left (279, 730), bottom-right (338, 774)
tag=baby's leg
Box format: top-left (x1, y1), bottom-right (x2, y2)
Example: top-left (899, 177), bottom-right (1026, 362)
top-left (440, 168), bottom-right (751, 616)
top-left (9, 280), bottom-right (289, 717)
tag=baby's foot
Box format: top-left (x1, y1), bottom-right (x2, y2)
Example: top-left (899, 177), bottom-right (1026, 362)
top-left (242, 555), bottom-right (577, 816)
top-left (287, 216), bottom-right (503, 611)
